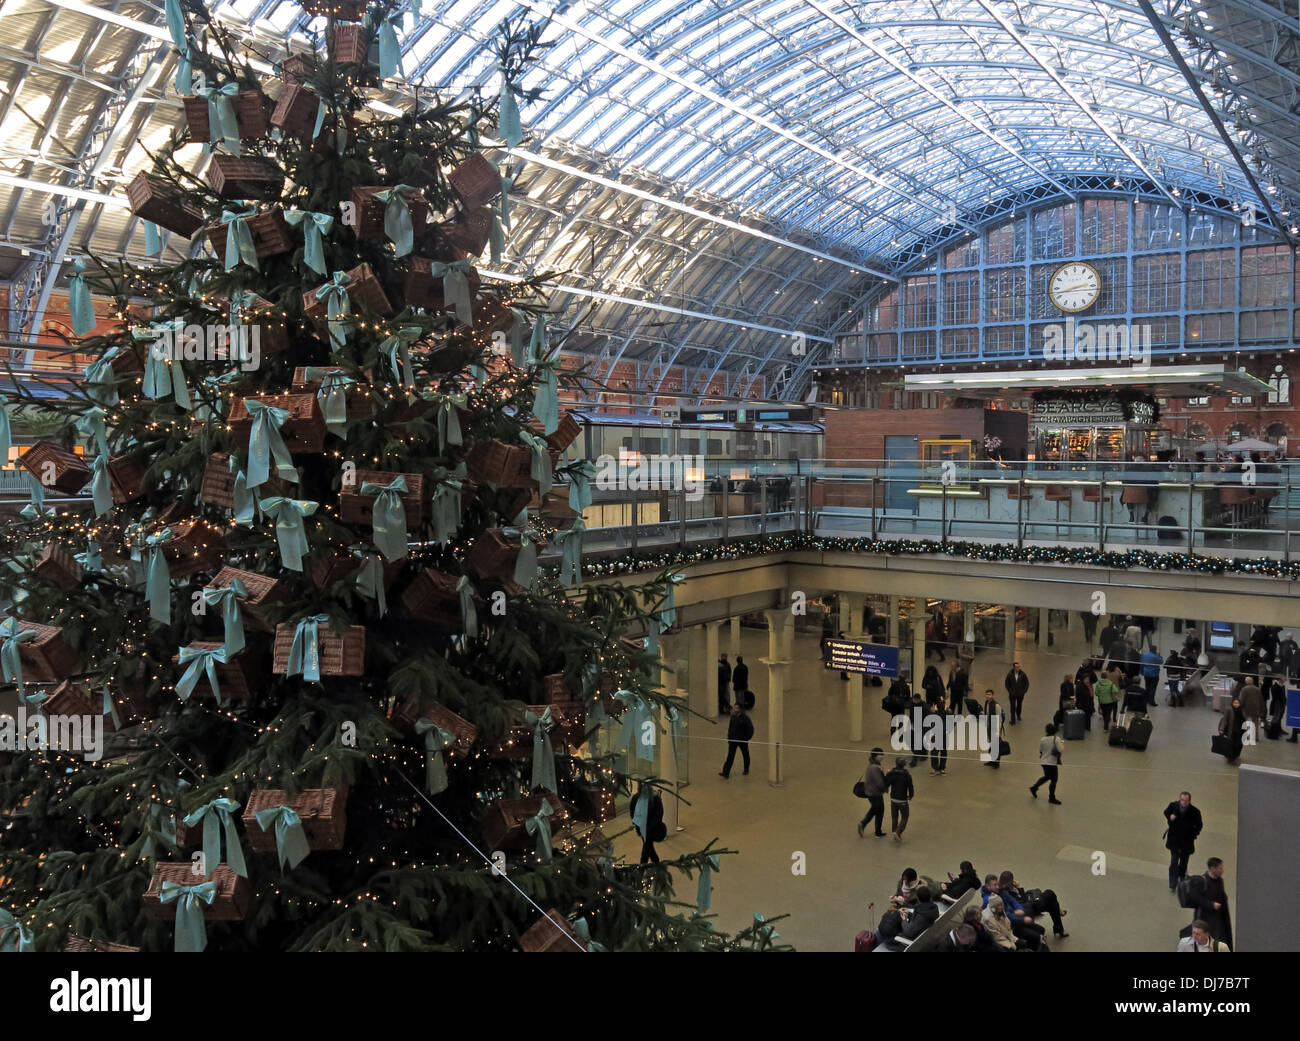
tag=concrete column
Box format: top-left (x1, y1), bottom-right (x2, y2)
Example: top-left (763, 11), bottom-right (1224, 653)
top-left (764, 609), bottom-right (793, 786)
top-left (1037, 606), bottom-right (1050, 649)
top-left (912, 598), bottom-right (927, 685)
top-left (1003, 607), bottom-right (1017, 662)
top-left (964, 603), bottom-right (975, 644)
top-left (888, 595), bottom-right (900, 646)
top-left (729, 616), bottom-right (741, 660)
top-left (705, 621), bottom-right (721, 716)
top-left (687, 624), bottom-right (711, 719)
top-left (842, 591), bottom-right (865, 742)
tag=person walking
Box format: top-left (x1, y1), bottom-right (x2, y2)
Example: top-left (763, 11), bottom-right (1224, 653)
top-left (628, 785), bottom-right (666, 864)
top-left (1164, 648), bottom-right (1185, 705)
top-left (906, 691), bottom-right (926, 767)
top-left (1238, 676), bottom-right (1265, 733)
top-left (1218, 697), bottom-right (1246, 764)
top-left (1074, 673), bottom-right (1095, 730)
top-left (1176, 920), bottom-right (1230, 952)
top-left (1163, 791), bottom-right (1203, 892)
top-left (946, 663), bottom-right (970, 715)
top-left (1004, 662), bottom-right (1029, 726)
top-left (981, 689), bottom-right (1005, 769)
top-left (1279, 631), bottom-right (1300, 680)
top-left (718, 701), bottom-right (753, 778)
top-left (1185, 858), bottom-right (1233, 951)
top-left (921, 665), bottom-right (945, 707)
top-left (731, 656), bottom-right (749, 702)
top-left (1094, 669), bottom-right (1119, 731)
top-left (857, 748), bottom-right (888, 838)
top-left (1124, 616), bottom-right (1143, 656)
top-left (1080, 610), bottom-right (1098, 646)
top-left (927, 699), bottom-right (948, 776)
top-left (717, 652), bottom-right (731, 716)
top-left (1141, 647), bottom-right (1163, 707)
top-left (1029, 723), bottom-right (1063, 804)
top-left (884, 756), bottom-right (914, 842)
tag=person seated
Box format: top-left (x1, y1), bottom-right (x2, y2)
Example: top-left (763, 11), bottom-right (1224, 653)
top-left (980, 896), bottom-right (1019, 951)
top-left (875, 900), bottom-right (906, 949)
top-left (960, 906), bottom-right (1005, 952)
top-left (935, 922), bottom-right (978, 952)
top-left (940, 860), bottom-right (982, 901)
top-left (895, 867), bottom-right (919, 903)
top-left (899, 886), bottom-right (940, 941)
top-left (986, 873), bottom-right (1048, 949)
top-left (999, 870), bottom-right (1068, 938)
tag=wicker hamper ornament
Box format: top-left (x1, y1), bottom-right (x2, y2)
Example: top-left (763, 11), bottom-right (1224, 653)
top-left (2, 619), bottom-right (79, 683)
top-left (390, 696), bottom-right (477, 750)
top-left (63, 935), bottom-right (141, 953)
top-left (351, 185), bottom-right (430, 241)
top-left (400, 568), bottom-right (467, 627)
top-left (204, 567), bottom-right (287, 631)
top-left (519, 909), bottom-right (585, 953)
top-left (480, 793), bottom-right (567, 851)
top-left (208, 155), bottom-right (285, 200)
top-left (269, 82), bottom-right (322, 141)
top-left (403, 257), bottom-right (481, 312)
top-left (172, 642), bottom-right (265, 704)
top-left (338, 469), bottom-right (429, 526)
top-left (125, 172), bottom-right (205, 237)
top-left (182, 91), bottom-right (266, 144)
top-left (272, 622), bottom-right (366, 676)
top-left (32, 543), bottom-right (82, 589)
top-left (108, 455), bottom-right (148, 504)
top-left (447, 153), bottom-right (501, 209)
top-left (228, 393), bottom-right (328, 454)
top-left (40, 681), bottom-right (118, 732)
top-left (204, 207), bottom-right (294, 265)
top-left (300, 0), bottom-right (368, 17)
top-left (143, 863), bottom-right (250, 921)
top-left (19, 441), bottom-right (90, 494)
top-left (464, 439), bottom-right (531, 488)
top-left (198, 452), bottom-right (290, 509)
top-left (242, 786), bottom-right (348, 853)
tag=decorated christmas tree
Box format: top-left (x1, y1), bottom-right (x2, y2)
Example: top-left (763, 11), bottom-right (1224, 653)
top-left (0, 0), bottom-right (784, 952)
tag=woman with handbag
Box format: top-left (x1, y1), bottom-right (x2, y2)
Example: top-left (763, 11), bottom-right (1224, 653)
top-left (1216, 698), bottom-right (1245, 764)
top-left (855, 748), bottom-right (888, 838)
top-left (1029, 723), bottom-right (1064, 804)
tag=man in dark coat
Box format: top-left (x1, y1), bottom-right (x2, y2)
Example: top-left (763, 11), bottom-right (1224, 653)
top-left (731, 656), bottom-right (749, 702)
top-left (1163, 791), bottom-right (1203, 891)
top-left (899, 886), bottom-right (939, 940)
top-left (718, 702), bottom-right (753, 778)
top-left (1004, 662), bottom-right (1029, 725)
top-left (1187, 857), bottom-right (1232, 950)
top-left (717, 652), bottom-right (731, 715)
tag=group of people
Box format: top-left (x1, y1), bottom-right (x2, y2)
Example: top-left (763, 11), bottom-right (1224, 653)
top-left (716, 653), bottom-right (756, 778)
top-left (868, 862), bottom-right (1068, 951)
top-left (1161, 790), bottom-right (1232, 952)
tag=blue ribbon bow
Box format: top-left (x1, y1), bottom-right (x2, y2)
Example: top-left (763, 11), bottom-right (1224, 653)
top-left (244, 399), bottom-right (299, 489)
top-left (519, 430), bottom-right (553, 495)
top-left (524, 800), bottom-right (554, 863)
top-left (254, 805), bottom-right (312, 872)
top-left (159, 880), bottom-right (218, 953)
top-left (0, 618), bottom-right (36, 688)
top-left (284, 210), bottom-right (333, 275)
top-left (427, 260), bottom-right (474, 326)
top-left (145, 529), bottom-right (173, 625)
top-left (569, 459), bottom-right (595, 513)
top-left (314, 272), bottom-right (352, 350)
top-left (220, 209), bottom-right (259, 270)
top-left (455, 574), bottom-right (477, 638)
top-left (259, 497), bottom-right (318, 571)
top-left (286, 613), bottom-right (331, 683)
top-left (428, 392), bottom-right (465, 453)
top-left (571, 917), bottom-right (606, 952)
top-left (84, 349), bottom-right (120, 405)
top-left (140, 322), bottom-right (192, 410)
top-left (305, 368), bottom-right (354, 437)
top-left (182, 798), bottom-right (248, 878)
top-left (533, 365), bottom-right (560, 437)
top-left (697, 854), bottom-right (720, 914)
top-left (379, 326), bottom-right (422, 390)
top-left (373, 185), bottom-right (418, 257)
top-left (430, 466), bottom-right (465, 547)
top-left (0, 908), bottom-right (33, 953)
top-left (499, 72), bottom-right (522, 148)
top-left (501, 524), bottom-right (539, 588)
top-left (175, 644), bottom-right (229, 705)
top-left (67, 257), bottom-right (95, 336)
top-left (614, 690), bottom-right (657, 765)
top-left (359, 475), bottom-right (409, 561)
top-left (413, 719), bottom-right (456, 794)
top-left (87, 454), bottom-right (114, 517)
top-left (555, 519), bottom-right (586, 587)
top-left (524, 707), bottom-right (558, 793)
top-left (202, 578), bottom-right (247, 656)
top-left (231, 468), bottom-right (256, 527)
top-left (354, 552), bottom-right (388, 618)
top-left (201, 84), bottom-right (242, 154)
top-left (163, 0), bottom-right (193, 93)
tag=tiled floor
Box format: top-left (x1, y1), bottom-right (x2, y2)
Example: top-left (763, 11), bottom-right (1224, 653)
top-left (613, 622), bottom-right (1298, 951)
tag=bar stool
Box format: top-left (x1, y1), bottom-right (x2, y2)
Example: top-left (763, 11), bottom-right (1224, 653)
top-left (1044, 484), bottom-right (1071, 538)
top-left (1120, 485), bottom-right (1148, 538)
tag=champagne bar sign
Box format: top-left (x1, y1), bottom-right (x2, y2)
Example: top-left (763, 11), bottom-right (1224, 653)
top-left (1031, 394), bottom-right (1155, 426)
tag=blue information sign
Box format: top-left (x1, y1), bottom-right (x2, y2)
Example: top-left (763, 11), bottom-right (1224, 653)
top-left (1287, 689), bottom-right (1300, 729)
top-left (821, 639), bottom-right (900, 677)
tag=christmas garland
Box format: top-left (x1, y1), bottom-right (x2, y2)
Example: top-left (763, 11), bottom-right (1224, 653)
top-left (574, 533), bottom-right (1300, 580)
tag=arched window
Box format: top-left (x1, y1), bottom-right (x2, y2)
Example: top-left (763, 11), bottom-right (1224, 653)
top-left (1267, 365), bottom-right (1290, 405)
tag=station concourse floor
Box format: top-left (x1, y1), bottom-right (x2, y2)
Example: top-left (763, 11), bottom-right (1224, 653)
top-left (610, 624), bottom-right (1299, 952)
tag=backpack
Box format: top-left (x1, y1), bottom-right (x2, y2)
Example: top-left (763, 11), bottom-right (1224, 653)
top-left (1177, 874), bottom-right (1203, 910)
top-left (740, 689), bottom-right (756, 711)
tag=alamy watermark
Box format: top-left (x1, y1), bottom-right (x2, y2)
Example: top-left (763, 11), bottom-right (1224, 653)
top-left (889, 707), bottom-right (1000, 760)
top-left (0, 709), bottom-right (103, 762)
top-left (1042, 317), bottom-right (1151, 369)
top-left (149, 323), bottom-right (260, 371)
top-left (594, 450), bottom-right (705, 501)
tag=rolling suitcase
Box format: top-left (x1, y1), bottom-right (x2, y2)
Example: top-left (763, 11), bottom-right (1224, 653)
top-left (1108, 710), bottom-right (1127, 747)
top-left (1064, 708), bottom-right (1086, 740)
top-left (1125, 714), bottom-right (1153, 751)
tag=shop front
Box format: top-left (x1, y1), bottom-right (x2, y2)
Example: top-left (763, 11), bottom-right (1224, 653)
top-left (1031, 392), bottom-right (1157, 463)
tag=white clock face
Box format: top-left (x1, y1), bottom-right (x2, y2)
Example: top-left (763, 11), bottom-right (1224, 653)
top-left (1049, 262), bottom-right (1101, 313)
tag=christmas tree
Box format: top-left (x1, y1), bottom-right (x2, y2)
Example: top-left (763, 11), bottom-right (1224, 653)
top-left (0, 0), bottom-right (786, 952)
